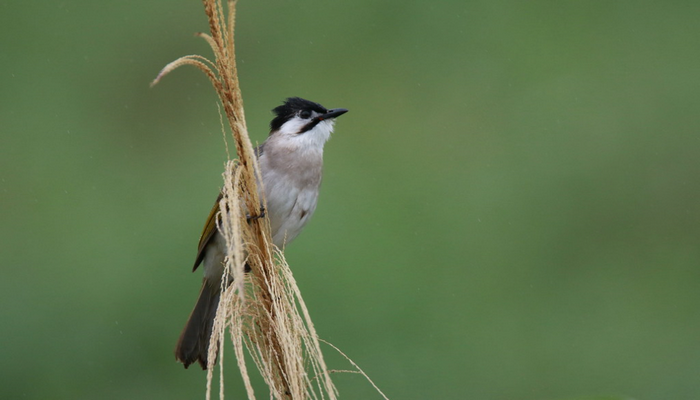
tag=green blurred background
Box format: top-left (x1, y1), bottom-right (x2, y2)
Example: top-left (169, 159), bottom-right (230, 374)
top-left (1, 1), bottom-right (699, 399)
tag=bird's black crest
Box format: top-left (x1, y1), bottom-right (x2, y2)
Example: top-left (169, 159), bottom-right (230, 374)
top-left (270, 97), bottom-right (327, 132)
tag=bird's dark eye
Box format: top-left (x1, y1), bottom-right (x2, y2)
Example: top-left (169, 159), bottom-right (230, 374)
top-left (299, 110), bottom-right (312, 119)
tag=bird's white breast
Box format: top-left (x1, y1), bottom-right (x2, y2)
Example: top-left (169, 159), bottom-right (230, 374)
top-left (257, 146), bottom-right (324, 247)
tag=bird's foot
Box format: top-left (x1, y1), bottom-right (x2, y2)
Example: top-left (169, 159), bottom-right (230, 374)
top-left (246, 206), bottom-right (266, 222)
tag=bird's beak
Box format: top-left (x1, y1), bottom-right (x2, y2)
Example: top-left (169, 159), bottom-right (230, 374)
top-left (318, 108), bottom-right (348, 120)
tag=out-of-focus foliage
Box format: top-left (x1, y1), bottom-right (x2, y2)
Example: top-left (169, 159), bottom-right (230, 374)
top-left (1, 1), bottom-right (698, 399)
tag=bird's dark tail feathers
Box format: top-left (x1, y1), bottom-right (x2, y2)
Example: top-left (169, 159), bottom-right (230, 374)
top-left (174, 279), bottom-right (220, 369)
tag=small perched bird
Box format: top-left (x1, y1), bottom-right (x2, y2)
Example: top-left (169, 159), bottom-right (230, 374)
top-left (175, 97), bottom-right (348, 369)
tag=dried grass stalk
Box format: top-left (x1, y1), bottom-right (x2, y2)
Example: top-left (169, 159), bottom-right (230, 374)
top-left (151, 0), bottom-right (338, 398)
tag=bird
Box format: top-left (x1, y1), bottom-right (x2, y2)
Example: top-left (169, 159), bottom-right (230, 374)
top-left (174, 97), bottom-right (348, 369)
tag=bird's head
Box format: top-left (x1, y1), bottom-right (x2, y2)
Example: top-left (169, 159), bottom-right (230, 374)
top-left (268, 97), bottom-right (348, 151)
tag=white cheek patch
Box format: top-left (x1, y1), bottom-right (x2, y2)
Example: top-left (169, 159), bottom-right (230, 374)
top-left (279, 117), bottom-right (307, 136)
top-left (276, 117), bottom-right (335, 152)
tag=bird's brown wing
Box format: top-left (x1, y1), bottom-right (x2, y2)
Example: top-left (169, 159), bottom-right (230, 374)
top-left (192, 192), bottom-right (223, 271)
top-left (192, 148), bottom-right (264, 272)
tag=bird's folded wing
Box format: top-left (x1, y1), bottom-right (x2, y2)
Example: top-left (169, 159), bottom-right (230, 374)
top-left (192, 192), bottom-right (223, 271)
